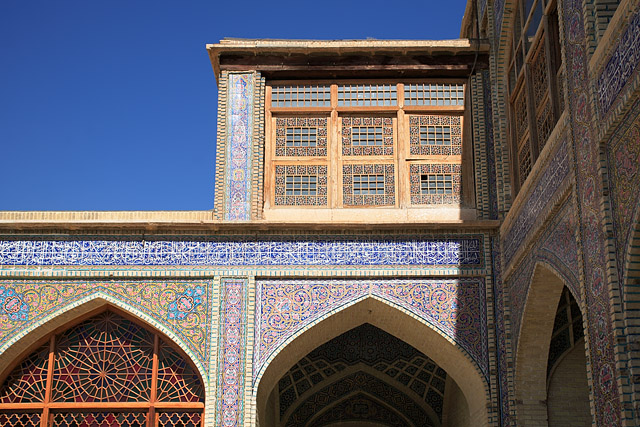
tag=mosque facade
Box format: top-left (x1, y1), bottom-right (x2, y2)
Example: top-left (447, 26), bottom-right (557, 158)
top-left (0, 0), bottom-right (639, 425)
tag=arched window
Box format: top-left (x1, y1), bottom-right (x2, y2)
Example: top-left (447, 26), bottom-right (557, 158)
top-left (0, 310), bottom-right (204, 427)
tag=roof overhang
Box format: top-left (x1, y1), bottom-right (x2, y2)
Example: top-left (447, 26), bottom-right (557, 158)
top-left (206, 38), bottom-right (490, 83)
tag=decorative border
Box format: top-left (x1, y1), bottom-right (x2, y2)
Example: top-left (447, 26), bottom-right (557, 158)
top-left (409, 164), bottom-right (462, 205)
top-left (274, 165), bottom-right (328, 206)
top-left (275, 117), bottom-right (328, 157)
top-left (0, 237), bottom-right (483, 268)
top-left (559, 0), bottom-right (621, 420)
top-left (596, 8), bottom-right (640, 116)
top-left (491, 238), bottom-right (512, 426)
top-left (408, 115), bottom-right (462, 156)
top-left (253, 279), bottom-right (488, 383)
top-left (216, 279), bottom-right (247, 427)
top-left (224, 73), bottom-right (254, 221)
top-left (341, 117), bottom-right (394, 156)
top-left (342, 164), bottom-right (395, 206)
top-left (502, 140), bottom-right (570, 267)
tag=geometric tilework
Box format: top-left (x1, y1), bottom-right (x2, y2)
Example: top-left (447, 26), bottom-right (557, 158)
top-left (216, 279), bottom-right (247, 427)
top-left (597, 9), bottom-right (640, 116)
top-left (253, 278), bottom-right (488, 384)
top-left (0, 237), bottom-right (484, 267)
top-left (224, 73), bottom-right (254, 221)
top-left (564, 0), bottom-right (622, 420)
top-left (491, 238), bottom-right (511, 427)
top-left (538, 197), bottom-right (580, 295)
top-left (0, 280), bottom-right (211, 368)
top-left (605, 97), bottom-right (640, 283)
top-left (502, 139), bottom-right (570, 267)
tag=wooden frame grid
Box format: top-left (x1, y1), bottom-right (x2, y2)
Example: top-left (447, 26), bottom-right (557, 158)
top-left (0, 309), bottom-right (205, 427)
top-left (265, 80), bottom-right (468, 210)
top-left (506, 0), bottom-right (564, 195)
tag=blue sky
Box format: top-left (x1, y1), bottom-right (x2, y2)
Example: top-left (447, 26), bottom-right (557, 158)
top-left (1, 0), bottom-right (469, 211)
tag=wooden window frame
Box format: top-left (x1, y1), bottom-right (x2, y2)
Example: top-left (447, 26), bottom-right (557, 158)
top-left (265, 79), bottom-right (469, 209)
top-left (0, 307), bottom-right (205, 427)
top-left (507, 0), bottom-right (564, 195)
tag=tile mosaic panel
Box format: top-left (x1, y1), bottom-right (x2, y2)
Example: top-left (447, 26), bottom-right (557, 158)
top-left (224, 73), bottom-right (254, 221)
top-left (275, 117), bottom-right (328, 157)
top-left (285, 372), bottom-right (433, 427)
top-left (408, 115), bottom-right (462, 156)
top-left (538, 198), bottom-right (581, 295)
top-left (274, 165), bottom-right (328, 206)
top-left (561, 0), bottom-right (620, 420)
top-left (605, 98), bottom-right (640, 282)
top-left (491, 239), bottom-right (511, 427)
top-left (597, 9), bottom-right (640, 116)
top-left (0, 236), bottom-right (483, 267)
top-left (409, 164), bottom-right (462, 205)
top-left (216, 279), bottom-right (247, 427)
top-left (508, 197), bottom-right (580, 355)
top-left (341, 117), bottom-right (394, 156)
top-left (482, 70), bottom-right (499, 219)
top-left (502, 140), bottom-right (570, 267)
top-left (253, 279), bottom-right (488, 383)
top-left (0, 280), bottom-right (211, 367)
top-left (342, 164), bottom-right (395, 206)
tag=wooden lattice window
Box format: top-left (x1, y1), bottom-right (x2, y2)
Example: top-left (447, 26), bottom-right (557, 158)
top-left (409, 115), bottom-right (462, 156)
top-left (341, 117), bottom-right (394, 156)
top-left (0, 311), bottom-right (204, 427)
top-left (410, 164), bottom-right (461, 205)
top-left (343, 164), bottom-right (395, 206)
top-left (275, 117), bottom-right (328, 157)
top-left (275, 165), bottom-right (328, 206)
top-left (506, 0), bottom-right (564, 194)
top-left (266, 80), bottom-right (467, 209)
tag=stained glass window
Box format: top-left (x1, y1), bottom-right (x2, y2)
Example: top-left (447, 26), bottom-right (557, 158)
top-left (0, 311), bottom-right (204, 427)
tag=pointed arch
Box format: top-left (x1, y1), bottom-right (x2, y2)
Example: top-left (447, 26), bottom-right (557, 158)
top-left (0, 292), bottom-right (207, 385)
top-left (514, 261), bottom-right (589, 426)
top-left (253, 296), bottom-right (489, 427)
top-left (0, 301), bottom-right (206, 427)
top-left (281, 363), bottom-right (442, 427)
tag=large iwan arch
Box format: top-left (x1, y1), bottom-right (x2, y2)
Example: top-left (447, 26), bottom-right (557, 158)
top-left (252, 296), bottom-right (490, 427)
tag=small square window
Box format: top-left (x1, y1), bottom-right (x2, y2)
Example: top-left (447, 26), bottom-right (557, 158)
top-left (420, 174), bottom-right (453, 195)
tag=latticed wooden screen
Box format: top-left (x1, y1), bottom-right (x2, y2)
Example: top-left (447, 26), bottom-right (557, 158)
top-left (267, 80), bottom-right (466, 208)
top-left (0, 311), bottom-right (204, 427)
top-left (506, 0), bottom-right (564, 193)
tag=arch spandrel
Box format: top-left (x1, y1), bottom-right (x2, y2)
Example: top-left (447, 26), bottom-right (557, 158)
top-left (254, 292), bottom-right (490, 427)
top-left (253, 278), bottom-right (488, 386)
top-left (0, 286), bottom-right (210, 384)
